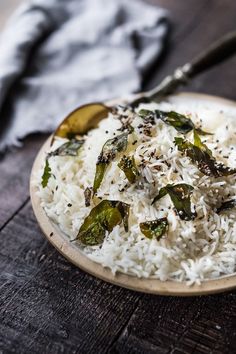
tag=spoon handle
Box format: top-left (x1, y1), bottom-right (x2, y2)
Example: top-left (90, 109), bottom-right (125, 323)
top-left (148, 31), bottom-right (236, 101)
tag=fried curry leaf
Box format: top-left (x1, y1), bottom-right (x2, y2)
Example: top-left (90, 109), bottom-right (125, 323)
top-left (49, 138), bottom-right (84, 157)
top-left (76, 200), bottom-right (130, 246)
top-left (152, 183), bottom-right (196, 220)
top-left (138, 109), bottom-right (211, 135)
top-left (216, 199), bottom-right (236, 214)
top-left (41, 159), bottom-right (52, 188)
top-left (93, 132), bottom-right (129, 193)
top-left (175, 130), bottom-right (236, 177)
top-left (93, 163), bottom-right (107, 195)
top-left (137, 109), bottom-right (155, 126)
top-left (140, 218), bottom-right (168, 240)
top-left (118, 155), bottom-right (139, 183)
top-left (41, 139), bottom-right (84, 188)
top-left (192, 129), bottom-right (213, 155)
top-left (116, 200), bottom-right (130, 232)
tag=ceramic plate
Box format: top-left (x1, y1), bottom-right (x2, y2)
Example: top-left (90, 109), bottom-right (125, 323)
top-left (30, 92), bottom-right (236, 296)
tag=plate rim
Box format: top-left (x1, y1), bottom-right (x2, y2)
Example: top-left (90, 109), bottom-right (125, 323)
top-left (30, 92), bottom-right (236, 296)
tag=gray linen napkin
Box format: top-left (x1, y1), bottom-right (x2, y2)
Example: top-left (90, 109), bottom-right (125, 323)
top-left (0, 0), bottom-right (168, 151)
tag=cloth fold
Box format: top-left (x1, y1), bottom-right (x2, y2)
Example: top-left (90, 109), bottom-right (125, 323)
top-left (0, 0), bottom-right (168, 151)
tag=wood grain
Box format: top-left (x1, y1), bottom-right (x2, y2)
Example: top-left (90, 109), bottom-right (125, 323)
top-left (145, 0), bottom-right (236, 100)
top-left (110, 293), bottom-right (236, 354)
top-left (0, 202), bottom-right (142, 353)
top-left (1, 0), bottom-right (236, 353)
top-left (0, 136), bottom-right (44, 228)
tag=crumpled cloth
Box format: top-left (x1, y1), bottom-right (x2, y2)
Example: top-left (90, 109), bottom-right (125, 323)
top-left (0, 0), bottom-right (168, 151)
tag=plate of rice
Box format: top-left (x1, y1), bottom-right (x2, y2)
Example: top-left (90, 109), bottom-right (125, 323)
top-left (30, 92), bottom-right (236, 296)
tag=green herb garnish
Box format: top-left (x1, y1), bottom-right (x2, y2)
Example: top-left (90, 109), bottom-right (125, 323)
top-left (152, 183), bottom-right (196, 221)
top-left (76, 200), bottom-right (130, 246)
top-left (139, 109), bottom-right (211, 135)
top-left (118, 155), bottom-right (139, 183)
top-left (41, 159), bottom-right (52, 188)
top-left (93, 133), bottom-right (129, 193)
top-left (140, 218), bottom-right (168, 240)
top-left (41, 138), bottom-right (84, 188)
top-left (216, 199), bottom-right (236, 214)
top-left (175, 130), bottom-right (236, 177)
top-left (49, 138), bottom-right (84, 157)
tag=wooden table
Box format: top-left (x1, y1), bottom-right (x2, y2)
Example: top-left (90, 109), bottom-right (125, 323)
top-left (1, 1), bottom-right (236, 353)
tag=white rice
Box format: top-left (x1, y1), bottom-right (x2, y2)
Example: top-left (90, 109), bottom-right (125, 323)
top-left (34, 97), bottom-right (236, 284)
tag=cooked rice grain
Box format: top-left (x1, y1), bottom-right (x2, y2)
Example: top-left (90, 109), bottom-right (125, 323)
top-left (34, 98), bottom-right (236, 284)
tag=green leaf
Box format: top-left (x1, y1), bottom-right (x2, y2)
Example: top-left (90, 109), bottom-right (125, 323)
top-left (93, 163), bottom-right (107, 195)
top-left (41, 159), bottom-right (52, 188)
top-left (156, 110), bottom-right (194, 133)
top-left (138, 109), bottom-right (211, 135)
top-left (193, 129), bottom-right (213, 156)
top-left (216, 199), bottom-right (236, 214)
top-left (41, 139), bottom-right (84, 189)
top-left (118, 155), bottom-right (139, 184)
top-left (138, 109), bottom-right (154, 119)
top-left (152, 183), bottom-right (196, 221)
top-left (93, 133), bottom-right (129, 193)
top-left (77, 222), bottom-right (107, 246)
top-left (175, 130), bottom-right (236, 177)
top-left (116, 201), bottom-right (130, 232)
top-left (138, 109), bottom-right (155, 125)
top-left (195, 128), bottom-right (212, 136)
top-left (49, 138), bottom-right (84, 157)
top-left (76, 200), bottom-right (130, 246)
top-left (140, 218), bottom-right (168, 240)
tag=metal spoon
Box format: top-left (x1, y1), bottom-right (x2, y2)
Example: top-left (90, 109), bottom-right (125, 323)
top-left (53, 31), bottom-right (236, 141)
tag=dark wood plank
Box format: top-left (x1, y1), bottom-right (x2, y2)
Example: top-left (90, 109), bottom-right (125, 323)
top-left (107, 1), bottom-right (236, 352)
top-left (0, 202), bottom-right (142, 353)
top-left (1, 0), bottom-right (236, 353)
top-left (0, 135), bottom-right (45, 228)
top-left (145, 0), bottom-right (236, 101)
top-left (110, 293), bottom-right (236, 354)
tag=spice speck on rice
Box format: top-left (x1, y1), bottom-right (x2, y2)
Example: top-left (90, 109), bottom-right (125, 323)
top-left (34, 97), bottom-right (236, 284)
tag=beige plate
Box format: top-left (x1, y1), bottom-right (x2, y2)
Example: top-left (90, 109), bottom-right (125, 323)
top-left (30, 92), bottom-right (236, 296)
